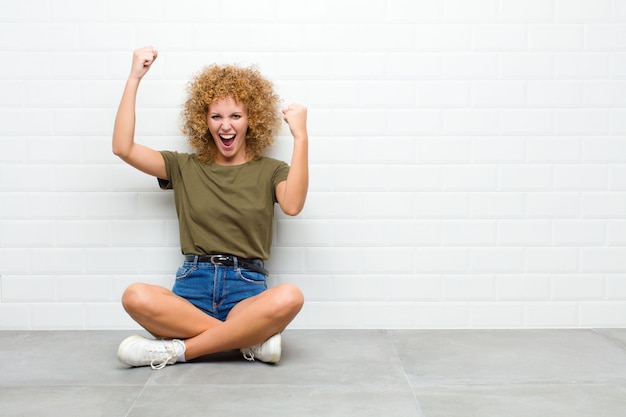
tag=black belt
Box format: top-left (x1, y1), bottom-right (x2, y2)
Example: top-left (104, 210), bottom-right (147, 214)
top-left (184, 254), bottom-right (268, 276)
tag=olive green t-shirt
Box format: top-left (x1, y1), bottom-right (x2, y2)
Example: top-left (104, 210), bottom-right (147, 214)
top-left (158, 151), bottom-right (290, 260)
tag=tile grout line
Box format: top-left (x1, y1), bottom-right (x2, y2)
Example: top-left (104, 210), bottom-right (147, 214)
top-left (384, 329), bottom-right (427, 417)
top-left (123, 370), bottom-right (156, 417)
top-left (591, 328), bottom-right (626, 352)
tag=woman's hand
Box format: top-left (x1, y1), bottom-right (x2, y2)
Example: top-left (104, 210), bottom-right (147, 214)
top-left (282, 103), bottom-right (308, 139)
top-left (130, 45), bottom-right (158, 80)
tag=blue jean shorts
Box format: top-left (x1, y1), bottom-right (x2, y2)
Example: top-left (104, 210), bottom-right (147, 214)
top-left (172, 256), bottom-right (267, 322)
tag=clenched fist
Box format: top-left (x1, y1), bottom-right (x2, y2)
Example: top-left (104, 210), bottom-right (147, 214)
top-left (282, 103), bottom-right (308, 139)
top-left (130, 46), bottom-right (158, 80)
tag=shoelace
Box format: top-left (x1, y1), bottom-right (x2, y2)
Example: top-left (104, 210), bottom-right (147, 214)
top-left (242, 347), bottom-right (256, 362)
top-left (149, 341), bottom-right (177, 370)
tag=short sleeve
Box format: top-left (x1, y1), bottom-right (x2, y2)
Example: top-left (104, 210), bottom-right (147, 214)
top-left (157, 150), bottom-right (179, 190)
top-left (273, 161), bottom-right (290, 187)
top-left (157, 177), bottom-right (173, 190)
top-left (271, 160), bottom-right (290, 202)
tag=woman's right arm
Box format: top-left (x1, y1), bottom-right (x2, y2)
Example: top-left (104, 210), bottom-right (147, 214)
top-left (112, 46), bottom-right (167, 180)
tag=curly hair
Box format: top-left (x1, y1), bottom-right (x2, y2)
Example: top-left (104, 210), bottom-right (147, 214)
top-left (181, 64), bottom-right (282, 163)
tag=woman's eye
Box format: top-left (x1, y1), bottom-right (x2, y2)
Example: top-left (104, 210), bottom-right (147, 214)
top-left (211, 115), bottom-right (221, 120)
top-left (232, 114), bottom-right (241, 119)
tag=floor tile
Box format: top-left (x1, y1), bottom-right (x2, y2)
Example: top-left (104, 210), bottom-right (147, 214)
top-left (0, 331), bottom-right (150, 386)
top-left (0, 386), bottom-right (142, 417)
top-left (596, 328), bottom-right (626, 349)
top-left (414, 383), bottom-right (626, 417)
top-left (2, 329), bottom-right (625, 416)
top-left (149, 329), bottom-right (408, 387)
top-left (389, 329), bottom-right (626, 386)
top-left (129, 385), bottom-right (423, 417)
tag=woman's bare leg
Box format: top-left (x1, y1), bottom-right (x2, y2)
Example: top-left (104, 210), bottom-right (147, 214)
top-left (121, 283), bottom-right (220, 339)
top-left (183, 283), bottom-right (303, 359)
top-left (121, 282), bottom-right (304, 361)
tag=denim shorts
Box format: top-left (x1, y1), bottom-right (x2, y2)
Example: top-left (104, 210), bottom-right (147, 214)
top-left (172, 256), bottom-right (267, 322)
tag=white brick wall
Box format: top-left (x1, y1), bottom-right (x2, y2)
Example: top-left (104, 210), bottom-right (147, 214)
top-left (1, 0), bottom-right (626, 329)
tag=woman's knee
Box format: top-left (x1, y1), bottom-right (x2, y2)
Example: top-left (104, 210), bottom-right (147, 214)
top-left (121, 283), bottom-right (156, 315)
top-left (275, 283), bottom-right (304, 315)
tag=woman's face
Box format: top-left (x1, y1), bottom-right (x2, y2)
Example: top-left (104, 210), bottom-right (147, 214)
top-left (207, 96), bottom-right (249, 165)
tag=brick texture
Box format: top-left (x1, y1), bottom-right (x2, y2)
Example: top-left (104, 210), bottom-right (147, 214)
top-left (1, 0), bottom-right (626, 329)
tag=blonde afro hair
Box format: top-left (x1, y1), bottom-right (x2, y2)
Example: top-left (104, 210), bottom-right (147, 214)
top-left (181, 64), bottom-right (282, 163)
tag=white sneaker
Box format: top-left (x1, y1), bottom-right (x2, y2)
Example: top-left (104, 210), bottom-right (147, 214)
top-left (240, 333), bottom-right (282, 363)
top-left (117, 335), bottom-right (185, 370)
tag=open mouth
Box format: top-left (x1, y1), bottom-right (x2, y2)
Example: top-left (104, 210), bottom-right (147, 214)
top-left (219, 134), bottom-right (235, 147)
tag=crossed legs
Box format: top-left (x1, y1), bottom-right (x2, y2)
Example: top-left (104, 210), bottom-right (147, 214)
top-left (121, 282), bottom-right (304, 361)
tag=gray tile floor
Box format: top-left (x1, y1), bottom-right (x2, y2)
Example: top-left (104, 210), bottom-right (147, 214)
top-left (1, 329), bottom-right (625, 417)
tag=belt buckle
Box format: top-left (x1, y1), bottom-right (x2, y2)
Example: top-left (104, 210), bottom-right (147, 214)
top-left (210, 255), bottom-right (229, 265)
top-left (210, 255), bottom-right (223, 265)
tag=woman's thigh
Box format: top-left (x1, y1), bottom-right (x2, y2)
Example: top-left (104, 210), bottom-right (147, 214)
top-left (123, 282), bottom-right (220, 339)
top-left (225, 283), bottom-right (304, 324)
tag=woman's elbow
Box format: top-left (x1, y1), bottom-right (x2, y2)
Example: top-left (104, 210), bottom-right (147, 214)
top-left (112, 140), bottom-right (125, 157)
top-left (281, 202), bottom-right (305, 217)
top-left (112, 145), bottom-right (124, 158)
top-left (112, 139), bottom-right (131, 159)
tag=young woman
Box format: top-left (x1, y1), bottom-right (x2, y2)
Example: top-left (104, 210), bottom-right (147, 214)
top-left (113, 46), bottom-right (307, 369)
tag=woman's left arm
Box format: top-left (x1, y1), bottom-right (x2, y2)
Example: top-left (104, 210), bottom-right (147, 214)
top-left (276, 103), bottom-right (309, 216)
